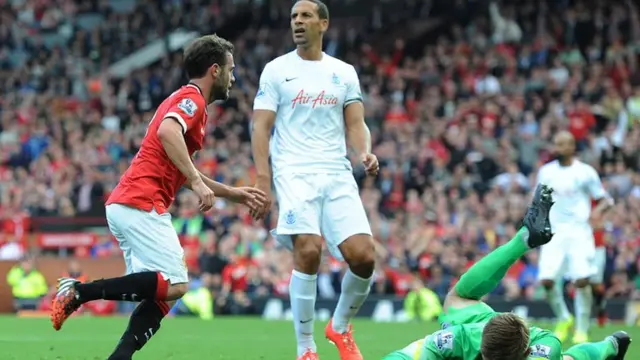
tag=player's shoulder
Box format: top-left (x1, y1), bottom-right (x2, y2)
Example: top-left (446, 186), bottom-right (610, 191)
top-left (574, 159), bottom-right (597, 171)
top-left (539, 160), bottom-right (559, 171)
top-left (172, 84), bottom-right (205, 105)
top-left (571, 160), bottom-right (600, 178)
top-left (264, 51), bottom-right (298, 71)
top-left (323, 54), bottom-right (357, 75)
top-left (260, 52), bottom-right (299, 83)
top-left (323, 53), bottom-right (354, 68)
top-left (428, 328), bottom-right (459, 352)
top-left (528, 327), bottom-right (563, 360)
top-left (175, 84), bottom-right (203, 96)
top-left (164, 84), bottom-right (206, 120)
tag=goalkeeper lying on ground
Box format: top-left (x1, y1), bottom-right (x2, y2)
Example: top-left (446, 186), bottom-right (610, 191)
top-left (382, 184), bottom-right (631, 360)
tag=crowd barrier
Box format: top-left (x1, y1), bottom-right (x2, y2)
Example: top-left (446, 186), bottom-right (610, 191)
top-left (1, 256), bottom-right (631, 325)
top-left (256, 297), bottom-right (631, 323)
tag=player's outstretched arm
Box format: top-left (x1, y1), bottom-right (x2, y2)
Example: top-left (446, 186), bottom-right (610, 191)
top-left (191, 172), bottom-right (268, 212)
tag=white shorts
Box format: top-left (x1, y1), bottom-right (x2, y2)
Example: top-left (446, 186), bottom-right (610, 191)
top-left (538, 225), bottom-right (597, 282)
top-left (106, 203), bottom-right (188, 284)
top-left (271, 172), bottom-right (372, 260)
top-left (590, 247), bottom-right (607, 284)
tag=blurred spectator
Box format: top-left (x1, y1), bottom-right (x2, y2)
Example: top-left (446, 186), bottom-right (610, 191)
top-left (7, 257), bottom-right (48, 311)
top-left (403, 278), bottom-right (443, 322)
top-left (170, 276), bottom-right (214, 320)
top-left (221, 249), bottom-right (257, 296)
top-left (63, 259), bottom-right (87, 282)
top-left (199, 237), bottom-right (228, 276)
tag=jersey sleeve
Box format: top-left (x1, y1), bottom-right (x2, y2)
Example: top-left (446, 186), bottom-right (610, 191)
top-left (383, 339), bottom-right (430, 360)
top-left (344, 65), bottom-right (363, 108)
top-left (164, 90), bottom-right (206, 134)
top-left (585, 166), bottom-right (608, 200)
top-left (253, 62), bottom-right (280, 112)
top-left (535, 166), bottom-right (547, 185)
top-left (421, 329), bottom-right (462, 359)
top-left (528, 336), bottom-right (563, 360)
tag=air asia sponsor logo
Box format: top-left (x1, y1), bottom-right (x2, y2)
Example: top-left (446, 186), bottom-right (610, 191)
top-left (291, 90), bottom-right (338, 109)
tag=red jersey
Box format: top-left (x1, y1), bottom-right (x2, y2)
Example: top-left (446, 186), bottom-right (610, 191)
top-left (107, 84), bottom-right (208, 214)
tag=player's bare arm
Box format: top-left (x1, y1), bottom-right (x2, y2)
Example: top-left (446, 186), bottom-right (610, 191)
top-left (157, 117), bottom-right (214, 210)
top-left (250, 109), bottom-right (276, 219)
top-left (344, 101), bottom-right (378, 176)
top-left (190, 171), bottom-right (268, 212)
top-left (591, 196), bottom-right (614, 222)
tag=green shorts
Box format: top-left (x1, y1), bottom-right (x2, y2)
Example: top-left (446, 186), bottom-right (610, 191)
top-left (438, 302), bottom-right (496, 329)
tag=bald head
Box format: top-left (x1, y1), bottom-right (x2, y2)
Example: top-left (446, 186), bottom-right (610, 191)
top-left (554, 130), bottom-right (575, 144)
top-left (553, 130), bottom-right (576, 163)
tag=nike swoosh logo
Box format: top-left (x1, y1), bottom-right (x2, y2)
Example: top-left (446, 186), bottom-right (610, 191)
top-left (285, 77), bottom-right (298, 82)
top-left (300, 319), bottom-right (313, 324)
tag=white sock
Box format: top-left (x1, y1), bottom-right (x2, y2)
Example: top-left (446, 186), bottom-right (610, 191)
top-left (290, 270), bottom-right (318, 356)
top-left (574, 285), bottom-right (593, 334)
top-left (547, 284), bottom-right (571, 321)
top-left (332, 269), bottom-right (372, 333)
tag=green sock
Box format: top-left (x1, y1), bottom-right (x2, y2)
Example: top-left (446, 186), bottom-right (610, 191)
top-left (454, 227), bottom-right (529, 299)
top-left (563, 338), bottom-right (618, 360)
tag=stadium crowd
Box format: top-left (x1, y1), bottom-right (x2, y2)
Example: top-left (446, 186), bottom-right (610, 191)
top-left (1, 0), bottom-right (640, 315)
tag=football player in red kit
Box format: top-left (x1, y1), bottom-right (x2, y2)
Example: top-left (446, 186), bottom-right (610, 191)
top-left (51, 35), bottom-right (267, 360)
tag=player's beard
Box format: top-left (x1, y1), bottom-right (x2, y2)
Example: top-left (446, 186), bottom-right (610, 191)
top-left (210, 80), bottom-right (229, 103)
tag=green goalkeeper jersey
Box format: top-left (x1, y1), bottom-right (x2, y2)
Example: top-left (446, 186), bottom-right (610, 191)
top-left (384, 302), bottom-right (562, 360)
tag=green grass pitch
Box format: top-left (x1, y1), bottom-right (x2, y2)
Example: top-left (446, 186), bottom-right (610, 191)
top-left (0, 316), bottom-right (637, 359)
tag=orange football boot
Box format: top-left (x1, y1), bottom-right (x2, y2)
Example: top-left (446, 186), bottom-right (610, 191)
top-left (297, 348), bottom-right (319, 360)
top-left (325, 319), bottom-right (363, 360)
top-left (51, 277), bottom-right (82, 331)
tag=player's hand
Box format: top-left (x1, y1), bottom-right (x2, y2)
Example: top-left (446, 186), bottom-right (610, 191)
top-left (251, 178), bottom-right (272, 220)
top-left (191, 179), bottom-right (215, 212)
top-left (228, 186), bottom-right (268, 212)
top-left (362, 153), bottom-right (379, 176)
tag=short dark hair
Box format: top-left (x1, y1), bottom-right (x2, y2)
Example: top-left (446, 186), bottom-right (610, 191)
top-left (481, 313), bottom-right (530, 360)
top-left (183, 34), bottom-right (234, 79)
top-left (295, 0), bottom-right (329, 20)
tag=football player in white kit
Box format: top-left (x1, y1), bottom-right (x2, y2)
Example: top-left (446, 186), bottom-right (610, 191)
top-left (250, 1), bottom-right (378, 359)
top-left (536, 131), bottom-right (614, 344)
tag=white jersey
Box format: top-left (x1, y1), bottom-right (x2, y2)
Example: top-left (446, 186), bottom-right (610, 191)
top-left (537, 159), bottom-right (608, 230)
top-left (253, 51), bottom-right (362, 176)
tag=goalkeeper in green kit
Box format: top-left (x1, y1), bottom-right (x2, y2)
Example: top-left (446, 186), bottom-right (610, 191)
top-left (382, 184), bottom-right (631, 360)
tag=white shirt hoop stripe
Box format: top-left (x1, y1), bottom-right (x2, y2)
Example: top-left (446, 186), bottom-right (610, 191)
top-left (164, 112), bottom-right (188, 134)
